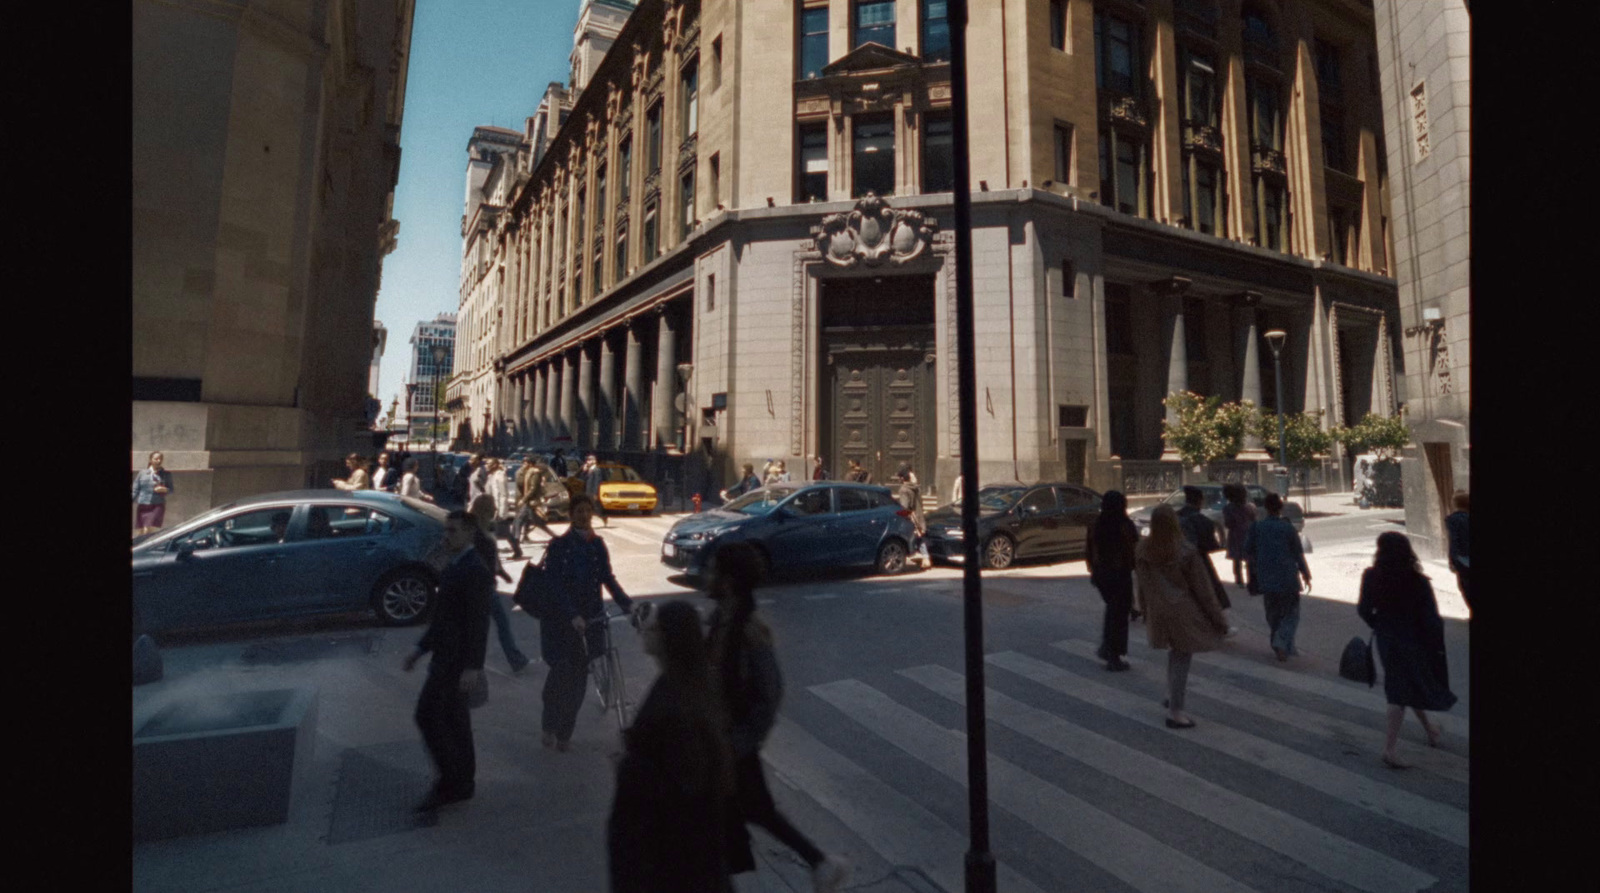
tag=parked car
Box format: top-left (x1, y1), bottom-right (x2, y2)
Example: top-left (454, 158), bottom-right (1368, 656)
top-left (132, 490), bottom-right (450, 635)
top-left (660, 482), bottom-right (918, 579)
top-left (923, 482), bottom-right (1103, 570)
top-left (1128, 484), bottom-right (1305, 539)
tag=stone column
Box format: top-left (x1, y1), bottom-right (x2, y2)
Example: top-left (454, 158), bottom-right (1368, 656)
top-left (530, 366), bottom-right (545, 446)
top-left (1153, 277), bottom-right (1191, 460)
top-left (623, 319), bottom-right (646, 450)
top-left (540, 362), bottom-right (557, 445)
top-left (577, 341), bottom-right (596, 451)
top-left (653, 307), bottom-right (679, 451)
top-left (516, 375), bottom-right (529, 445)
top-left (598, 332), bottom-right (618, 452)
top-left (560, 350), bottom-right (579, 443)
top-left (1235, 293), bottom-right (1270, 458)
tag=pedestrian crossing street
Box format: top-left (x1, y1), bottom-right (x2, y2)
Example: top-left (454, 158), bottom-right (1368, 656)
top-left (760, 638), bottom-right (1468, 893)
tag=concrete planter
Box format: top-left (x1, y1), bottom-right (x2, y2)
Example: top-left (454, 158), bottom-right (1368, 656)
top-left (133, 687), bottom-right (318, 842)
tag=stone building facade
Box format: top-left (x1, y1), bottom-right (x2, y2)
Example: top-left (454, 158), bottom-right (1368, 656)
top-left (1372, 0), bottom-right (1468, 558)
top-left (132, 0), bottom-right (416, 524)
top-left (453, 0), bottom-right (1402, 504)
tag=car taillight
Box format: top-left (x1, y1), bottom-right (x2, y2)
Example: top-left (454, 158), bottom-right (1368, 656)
top-left (895, 509), bottom-right (912, 518)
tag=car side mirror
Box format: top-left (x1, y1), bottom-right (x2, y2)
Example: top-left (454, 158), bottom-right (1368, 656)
top-left (174, 541), bottom-right (197, 559)
top-left (772, 507), bottom-right (790, 521)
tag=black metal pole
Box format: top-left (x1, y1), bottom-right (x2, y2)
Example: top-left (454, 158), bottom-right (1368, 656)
top-left (1273, 351), bottom-right (1287, 498)
top-left (948, 3), bottom-right (996, 891)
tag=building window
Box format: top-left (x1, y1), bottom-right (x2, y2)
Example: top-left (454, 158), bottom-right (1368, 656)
top-left (709, 153), bottom-right (721, 207)
top-left (1321, 111), bottom-right (1347, 173)
top-left (1098, 128), bottom-right (1149, 217)
top-left (1053, 122), bottom-right (1074, 184)
top-left (852, 114), bottom-right (895, 197)
top-left (800, 6), bottom-right (830, 80)
top-left (1093, 10), bottom-right (1141, 95)
top-left (1061, 259), bottom-right (1076, 298)
top-left (922, 0), bottom-right (950, 62)
top-left (680, 169), bottom-right (696, 238)
top-left (643, 203), bottom-right (658, 260)
top-left (681, 58), bottom-right (699, 138)
top-left (1050, 0), bottom-right (1067, 51)
top-left (595, 167), bottom-right (607, 226)
top-left (855, 0), bottom-right (895, 50)
top-left (1242, 6), bottom-right (1277, 67)
top-left (615, 227), bottom-right (628, 280)
top-left (593, 245), bottom-right (604, 293)
top-left (1180, 48), bottom-right (1217, 128)
top-left (1327, 204), bottom-right (1359, 266)
top-left (706, 272), bottom-right (716, 313)
top-left (712, 35), bottom-right (723, 91)
top-left (646, 102), bottom-right (663, 175)
top-left (798, 122), bottom-right (829, 202)
top-left (618, 137), bottom-right (632, 202)
top-left (1256, 178), bottom-right (1285, 251)
top-left (1247, 77), bottom-right (1283, 153)
top-left (574, 268), bottom-right (584, 307)
top-left (922, 111), bottom-right (954, 193)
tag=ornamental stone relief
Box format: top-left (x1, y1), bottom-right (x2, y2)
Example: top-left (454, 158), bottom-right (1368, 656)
top-left (1251, 146), bottom-right (1287, 177)
top-left (1107, 95), bottom-right (1149, 129)
top-left (1182, 122), bottom-right (1224, 155)
top-left (811, 195), bottom-right (938, 268)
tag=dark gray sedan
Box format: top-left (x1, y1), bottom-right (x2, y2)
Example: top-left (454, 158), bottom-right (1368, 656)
top-left (661, 482), bottom-right (919, 579)
top-left (132, 490), bottom-right (450, 635)
top-left (923, 483), bottom-right (1103, 569)
top-left (1128, 484), bottom-right (1305, 538)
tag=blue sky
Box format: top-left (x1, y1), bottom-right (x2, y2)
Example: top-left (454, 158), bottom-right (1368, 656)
top-left (374, 0), bottom-right (588, 415)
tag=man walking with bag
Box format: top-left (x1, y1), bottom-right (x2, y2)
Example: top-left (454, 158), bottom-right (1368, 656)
top-left (403, 511), bottom-right (493, 814)
top-left (1244, 493), bottom-right (1311, 661)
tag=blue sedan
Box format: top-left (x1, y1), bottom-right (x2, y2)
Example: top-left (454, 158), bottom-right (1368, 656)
top-left (132, 490), bottom-right (451, 635)
top-left (660, 482), bottom-right (919, 579)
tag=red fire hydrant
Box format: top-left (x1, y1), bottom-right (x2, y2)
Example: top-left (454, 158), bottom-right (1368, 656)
top-left (692, 492), bottom-right (702, 513)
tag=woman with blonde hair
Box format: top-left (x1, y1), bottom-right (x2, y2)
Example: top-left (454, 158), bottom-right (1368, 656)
top-left (1136, 504), bottom-right (1230, 729)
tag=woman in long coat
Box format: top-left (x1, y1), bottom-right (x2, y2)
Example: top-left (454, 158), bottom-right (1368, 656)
top-left (608, 600), bottom-right (736, 893)
top-left (1137, 505), bottom-right (1229, 729)
top-left (1357, 532), bottom-right (1456, 769)
top-left (1086, 490), bottom-right (1140, 671)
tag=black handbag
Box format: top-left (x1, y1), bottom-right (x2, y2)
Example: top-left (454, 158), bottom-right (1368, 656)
top-left (1339, 634), bottom-right (1377, 687)
top-left (513, 560), bottom-right (555, 619)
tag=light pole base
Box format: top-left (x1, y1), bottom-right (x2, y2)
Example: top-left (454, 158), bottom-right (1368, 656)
top-left (964, 850), bottom-right (996, 893)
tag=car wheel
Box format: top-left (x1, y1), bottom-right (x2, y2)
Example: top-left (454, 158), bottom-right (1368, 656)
top-left (983, 533), bottom-right (1016, 570)
top-left (374, 569), bottom-right (433, 626)
top-left (875, 539), bottom-right (908, 575)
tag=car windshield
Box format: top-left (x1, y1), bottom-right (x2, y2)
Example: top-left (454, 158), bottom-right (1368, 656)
top-left (975, 487), bottom-right (1024, 511)
top-left (724, 485), bottom-right (800, 516)
top-left (1163, 488), bottom-right (1225, 510)
top-left (600, 466), bottom-right (643, 483)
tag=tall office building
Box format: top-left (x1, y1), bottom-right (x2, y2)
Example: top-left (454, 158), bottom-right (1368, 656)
top-left (406, 314), bottom-right (457, 444)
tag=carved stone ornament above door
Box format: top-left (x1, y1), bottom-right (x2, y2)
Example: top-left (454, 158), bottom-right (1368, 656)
top-left (811, 194), bottom-right (938, 268)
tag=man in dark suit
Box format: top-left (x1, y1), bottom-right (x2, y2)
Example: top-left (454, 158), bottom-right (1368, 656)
top-left (1178, 486), bottom-right (1236, 618)
top-left (403, 510), bottom-right (492, 813)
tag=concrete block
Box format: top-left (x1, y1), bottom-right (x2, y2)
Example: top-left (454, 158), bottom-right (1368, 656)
top-left (133, 687), bottom-right (318, 842)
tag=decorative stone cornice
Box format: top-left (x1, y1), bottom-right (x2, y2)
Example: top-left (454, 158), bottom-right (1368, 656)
top-left (677, 133), bottom-right (697, 173)
top-left (1148, 276), bottom-right (1193, 298)
top-left (1182, 122), bottom-right (1224, 155)
top-left (1106, 94), bottom-right (1151, 130)
top-left (1251, 145), bottom-right (1287, 177)
top-left (811, 195), bottom-right (938, 268)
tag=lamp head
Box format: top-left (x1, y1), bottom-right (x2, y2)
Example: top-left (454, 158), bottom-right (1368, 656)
top-left (1264, 329), bottom-right (1287, 356)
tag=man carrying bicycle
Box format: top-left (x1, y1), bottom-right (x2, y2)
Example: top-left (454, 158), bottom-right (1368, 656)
top-left (537, 494), bottom-right (634, 751)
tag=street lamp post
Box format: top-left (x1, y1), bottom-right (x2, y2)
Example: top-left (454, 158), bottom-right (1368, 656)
top-left (1264, 329), bottom-right (1289, 497)
top-left (483, 405), bottom-right (492, 453)
top-left (431, 344), bottom-right (449, 487)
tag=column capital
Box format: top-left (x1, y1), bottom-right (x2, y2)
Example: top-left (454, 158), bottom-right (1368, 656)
top-left (1231, 290), bottom-right (1264, 308)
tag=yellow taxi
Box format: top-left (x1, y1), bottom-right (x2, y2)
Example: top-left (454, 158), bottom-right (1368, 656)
top-left (588, 463), bottom-right (659, 514)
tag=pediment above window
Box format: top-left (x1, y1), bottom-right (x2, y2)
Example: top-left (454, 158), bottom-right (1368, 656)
top-left (821, 43), bottom-right (924, 77)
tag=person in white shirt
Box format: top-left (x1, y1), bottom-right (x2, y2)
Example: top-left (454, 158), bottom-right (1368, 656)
top-left (487, 458), bottom-right (523, 560)
top-left (399, 457), bottom-right (432, 501)
top-left (370, 452), bottom-right (396, 492)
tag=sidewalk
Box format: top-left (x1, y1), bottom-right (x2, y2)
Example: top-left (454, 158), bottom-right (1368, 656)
top-left (131, 594), bottom-right (916, 893)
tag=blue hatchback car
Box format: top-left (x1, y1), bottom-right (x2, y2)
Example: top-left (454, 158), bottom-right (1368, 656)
top-left (132, 490), bottom-right (451, 635)
top-left (660, 482), bottom-right (918, 579)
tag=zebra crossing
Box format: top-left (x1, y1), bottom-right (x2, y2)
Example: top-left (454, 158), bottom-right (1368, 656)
top-left (758, 640), bottom-right (1467, 893)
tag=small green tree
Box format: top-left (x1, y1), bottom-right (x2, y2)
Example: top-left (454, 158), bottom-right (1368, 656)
top-left (1161, 392), bottom-right (1251, 467)
top-left (1335, 410), bottom-right (1410, 460)
top-left (1255, 409), bottom-right (1334, 465)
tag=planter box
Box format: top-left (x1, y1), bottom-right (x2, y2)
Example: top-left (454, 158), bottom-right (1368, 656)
top-left (133, 687), bottom-right (318, 842)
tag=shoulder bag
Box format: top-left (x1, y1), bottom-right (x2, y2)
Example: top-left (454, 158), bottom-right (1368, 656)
top-left (1338, 634), bottom-right (1377, 687)
top-left (513, 556), bottom-right (556, 619)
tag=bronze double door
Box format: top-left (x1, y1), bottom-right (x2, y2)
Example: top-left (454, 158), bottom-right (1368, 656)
top-left (824, 340), bottom-right (936, 487)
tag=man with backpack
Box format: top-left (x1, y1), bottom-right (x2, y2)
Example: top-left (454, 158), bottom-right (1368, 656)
top-left (515, 459), bottom-right (556, 544)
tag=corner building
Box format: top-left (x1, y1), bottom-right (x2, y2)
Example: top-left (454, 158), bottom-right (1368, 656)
top-left (472, 0), bottom-right (1402, 502)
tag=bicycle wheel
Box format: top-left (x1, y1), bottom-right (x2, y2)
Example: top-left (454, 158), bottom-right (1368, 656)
top-left (607, 648), bottom-right (630, 729)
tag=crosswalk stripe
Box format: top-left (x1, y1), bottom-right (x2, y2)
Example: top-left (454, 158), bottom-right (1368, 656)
top-left (1168, 641), bottom-right (1470, 729)
top-left (988, 651), bottom-right (1469, 847)
top-left (1053, 640), bottom-right (1470, 783)
top-left (762, 721), bottom-right (1049, 893)
top-left (900, 664), bottom-right (1438, 893)
top-left (810, 679), bottom-right (1265, 893)
top-left (597, 525), bottom-right (661, 547)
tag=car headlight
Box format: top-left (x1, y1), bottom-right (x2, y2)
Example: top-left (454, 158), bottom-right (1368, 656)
top-left (943, 528), bottom-right (963, 540)
top-left (682, 530), bottom-right (724, 542)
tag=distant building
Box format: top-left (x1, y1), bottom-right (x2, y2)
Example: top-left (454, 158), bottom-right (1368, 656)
top-left (132, 0), bottom-right (415, 524)
top-left (1372, 1), bottom-right (1470, 557)
top-left (370, 320), bottom-right (388, 398)
top-left (570, 0), bottom-right (636, 93)
top-left (407, 314), bottom-right (457, 443)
